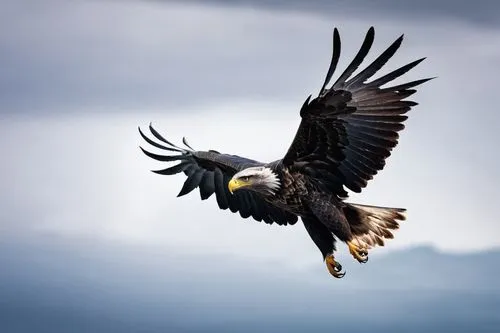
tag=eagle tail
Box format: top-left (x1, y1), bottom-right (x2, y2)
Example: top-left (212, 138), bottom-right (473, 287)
top-left (344, 203), bottom-right (406, 250)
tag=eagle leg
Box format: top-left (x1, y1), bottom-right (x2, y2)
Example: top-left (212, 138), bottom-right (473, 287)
top-left (348, 241), bottom-right (369, 263)
top-left (325, 254), bottom-right (345, 278)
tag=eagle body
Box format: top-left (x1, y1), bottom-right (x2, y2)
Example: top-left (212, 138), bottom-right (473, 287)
top-left (139, 27), bottom-right (432, 278)
top-left (265, 165), bottom-right (311, 214)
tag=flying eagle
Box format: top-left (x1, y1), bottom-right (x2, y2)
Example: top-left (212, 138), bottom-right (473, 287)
top-left (139, 27), bottom-right (432, 278)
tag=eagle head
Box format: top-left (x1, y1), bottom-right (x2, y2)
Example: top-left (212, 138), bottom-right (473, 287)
top-left (228, 166), bottom-right (280, 196)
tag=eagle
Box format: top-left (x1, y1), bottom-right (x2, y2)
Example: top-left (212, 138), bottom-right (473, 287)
top-left (139, 27), bottom-right (432, 278)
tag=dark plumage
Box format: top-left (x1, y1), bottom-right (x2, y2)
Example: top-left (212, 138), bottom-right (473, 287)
top-left (139, 27), bottom-right (432, 278)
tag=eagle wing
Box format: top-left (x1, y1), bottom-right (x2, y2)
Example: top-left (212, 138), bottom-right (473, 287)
top-left (282, 27), bottom-right (432, 198)
top-left (139, 124), bottom-right (298, 226)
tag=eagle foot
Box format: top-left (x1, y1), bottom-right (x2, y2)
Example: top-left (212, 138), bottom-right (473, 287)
top-left (348, 241), bottom-right (369, 264)
top-left (325, 254), bottom-right (345, 278)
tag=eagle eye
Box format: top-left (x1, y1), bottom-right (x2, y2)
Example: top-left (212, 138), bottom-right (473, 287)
top-left (241, 176), bottom-right (250, 182)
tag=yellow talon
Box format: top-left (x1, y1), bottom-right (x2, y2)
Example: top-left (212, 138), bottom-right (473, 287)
top-left (348, 241), bottom-right (369, 263)
top-left (325, 254), bottom-right (345, 278)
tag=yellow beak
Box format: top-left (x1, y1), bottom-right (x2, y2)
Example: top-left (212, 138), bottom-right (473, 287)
top-left (228, 178), bottom-right (249, 194)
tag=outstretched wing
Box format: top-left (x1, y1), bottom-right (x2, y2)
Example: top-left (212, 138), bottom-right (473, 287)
top-left (283, 27), bottom-right (433, 198)
top-left (139, 124), bottom-right (298, 226)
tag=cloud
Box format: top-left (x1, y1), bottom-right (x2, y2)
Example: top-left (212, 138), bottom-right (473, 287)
top-left (1, 0), bottom-right (499, 259)
top-left (2, 0), bottom-right (499, 116)
top-left (1, 102), bottom-right (499, 257)
top-left (164, 0), bottom-right (500, 27)
top-left (0, 105), bottom-right (317, 262)
top-left (1, 1), bottom-right (327, 113)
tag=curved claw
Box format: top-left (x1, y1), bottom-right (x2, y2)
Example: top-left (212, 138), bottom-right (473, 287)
top-left (348, 241), bottom-right (369, 264)
top-left (325, 255), bottom-right (346, 278)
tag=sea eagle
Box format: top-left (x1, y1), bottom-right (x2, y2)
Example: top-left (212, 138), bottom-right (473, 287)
top-left (139, 27), bottom-right (432, 278)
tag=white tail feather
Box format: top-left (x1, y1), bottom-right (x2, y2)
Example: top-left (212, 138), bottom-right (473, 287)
top-left (346, 203), bottom-right (406, 250)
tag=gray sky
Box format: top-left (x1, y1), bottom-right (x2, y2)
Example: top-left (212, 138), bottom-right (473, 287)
top-left (1, 0), bottom-right (499, 269)
top-left (173, 0), bottom-right (500, 28)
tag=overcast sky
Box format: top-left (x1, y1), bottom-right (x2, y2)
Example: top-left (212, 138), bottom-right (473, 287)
top-left (1, 1), bottom-right (499, 331)
top-left (1, 0), bottom-right (499, 270)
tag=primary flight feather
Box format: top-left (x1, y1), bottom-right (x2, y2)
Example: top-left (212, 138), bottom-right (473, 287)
top-left (139, 27), bottom-right (432, 278)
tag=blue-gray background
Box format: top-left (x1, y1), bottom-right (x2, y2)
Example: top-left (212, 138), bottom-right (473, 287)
top-left (1, 1), bottom-right (499, 332)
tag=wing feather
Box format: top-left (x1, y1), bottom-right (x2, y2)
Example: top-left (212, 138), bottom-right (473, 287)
top-left (319, 28), bottom-right (341, 94)
top-left (283, 27), bottom-right (432, 196)
top-left (366, 58), bottom-right (426, 88)
top-left (140, 125), bottom-right (298, 226)
top-left (345, 33), bottom-right (404, 89)
top-left (333, 27), bottom-right (375, 89)
top-left (152, 162), bottom-right (190, 175)
top-left (214, 167), bottom-right (229, 210)
top-left (199, 171), bottom-right (215, 200)
top-left (177, 169), bottom-right (205, 197)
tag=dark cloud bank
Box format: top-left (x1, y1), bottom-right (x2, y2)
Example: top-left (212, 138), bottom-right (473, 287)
top-left (2, 0), bottom-right (496, 115)
top-left (170, 0), bottom-right (500, 27)
top-left (1, 234), bottom-right (499, 333)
